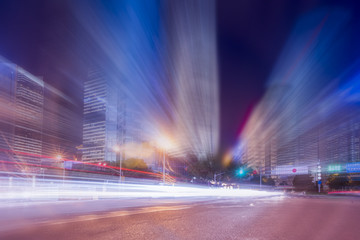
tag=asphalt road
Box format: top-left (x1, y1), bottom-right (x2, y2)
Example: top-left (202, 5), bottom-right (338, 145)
top-left (1, 195), bottom-right (360, 240)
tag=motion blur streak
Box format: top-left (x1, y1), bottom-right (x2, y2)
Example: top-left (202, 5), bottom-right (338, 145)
top-left (71, 0), bottom-right (219, 159)
top-left (166, 0), bottom-right (219, 159)
top-left (233, 8), bottom-right (360, 174)
top-left (0, 177), bottom-right (281, 202)
top-left (0, 159), bottom-right (165, 178)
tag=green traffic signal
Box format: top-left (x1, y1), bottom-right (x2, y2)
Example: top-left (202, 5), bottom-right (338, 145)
top-left (238, 168), bottom-right (245, 176)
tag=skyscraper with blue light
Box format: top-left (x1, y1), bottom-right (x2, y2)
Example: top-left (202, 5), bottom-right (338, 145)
top-left (82, 67), bottom-right (123, 163)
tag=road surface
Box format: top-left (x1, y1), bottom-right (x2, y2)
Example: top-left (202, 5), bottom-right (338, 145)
top-left (1, 195), bottom-right (360, 240)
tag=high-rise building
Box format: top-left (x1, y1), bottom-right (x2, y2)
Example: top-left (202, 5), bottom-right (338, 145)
top-left (0, 62), bottom-right (16, 162)
top-left (82, 67), bottom-right (126, 163)
top-left (0, 60), bottom-right (44, 164)
top-left (82, 66), bottom-right (152, 165)
top-left (13, 68), bottom-right (44, 163)
top-left (82, 67), bottom-right (146, 164)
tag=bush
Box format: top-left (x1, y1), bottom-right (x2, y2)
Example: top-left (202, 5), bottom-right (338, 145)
top-left (123, 158), bottom-right (148, 170)
top-left (327, 174), bottom-right (350, 190)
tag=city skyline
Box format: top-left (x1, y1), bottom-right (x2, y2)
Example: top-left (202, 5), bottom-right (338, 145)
top-left (2, 1), bottom-right (360, 239)
top-left (1, 0), bottom-right (360, 175)
top-left (2, 0), bottom-right (352, 158)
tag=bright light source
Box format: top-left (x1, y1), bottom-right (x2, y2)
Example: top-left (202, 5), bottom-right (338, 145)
top-left (113, 145), bottom-right (120, 152)
top-left (0, 180), bottom-right (284, 201)
top-left (55, 155), bottom-right (62, 160)
top-left (157, 135), bottom-right (174, 150)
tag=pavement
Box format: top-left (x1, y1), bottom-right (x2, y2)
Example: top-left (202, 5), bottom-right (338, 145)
top-left (1, 194), bottom-right (360, 240)
top-left (328, 190), bottom-right (360, 197)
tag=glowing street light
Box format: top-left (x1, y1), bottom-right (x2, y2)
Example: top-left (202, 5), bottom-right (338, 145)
top-left (156, 136), bottom-right (174, 184)
top-left (157, 136), bottom-right (174, 151)
top-left (113, 145), bottom-right (120, 152)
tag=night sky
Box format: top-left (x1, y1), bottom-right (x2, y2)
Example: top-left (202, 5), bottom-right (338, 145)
top-left (217, 0), bottom-right (360, 155)
top-left (0, 0), bottom-right (359, 156)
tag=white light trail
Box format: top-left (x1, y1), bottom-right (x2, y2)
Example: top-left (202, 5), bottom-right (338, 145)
top-left (0, 178), bottom-right (282, 202)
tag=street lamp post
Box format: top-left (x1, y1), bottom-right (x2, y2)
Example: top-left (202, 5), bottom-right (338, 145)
top-left (113, 145), bottom-right (122, 184)
top-left (56, 155), bottom-right (63, 185)
top-left (259, 166), bottom-right (262, 189)
top-left (157, 135), bottom-right (173, 185)
top-left (119, 154), bottom-right (122, 183)
top-left (317, 161), bottom-right (321, 193)
top-left (163, 149), bottom-right (166, 184)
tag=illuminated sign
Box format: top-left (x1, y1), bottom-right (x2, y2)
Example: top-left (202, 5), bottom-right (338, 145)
top-left (274, 166), bottom-right (308, 175)
top-left (346, 163), bottom-right (360, 173)
top-left (328, 164), bottom-right (341, 172)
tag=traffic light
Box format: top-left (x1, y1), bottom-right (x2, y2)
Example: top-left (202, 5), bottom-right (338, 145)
top-left (238, 168), bottom-right (245, 177)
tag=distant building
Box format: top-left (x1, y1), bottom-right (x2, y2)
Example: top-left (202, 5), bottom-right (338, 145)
top-left (237, 77), bottom-right (360, 182)
top-left (82, 66), bottom-right (154, 165)
top-left (41, 84), bottom-right (80, 161)
top-left (1, 57), bottom-right (80, 167)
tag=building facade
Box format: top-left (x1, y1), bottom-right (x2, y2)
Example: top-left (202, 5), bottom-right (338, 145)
top-left (82, 68), bottom-right (119, 163)
top-left (0, 60), bottom-right (44, 164)
top-left (41, 85), bottom-right (80, 161)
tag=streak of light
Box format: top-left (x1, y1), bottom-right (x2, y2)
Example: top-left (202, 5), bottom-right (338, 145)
top-left (0, 159), bottom-right (171, 180)
top-left (232, 8), bottom-right (354, 171)
top-left (71, 0), bottom-right (219, 159)
top-left (0, 177), bottom-right (283, 202)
